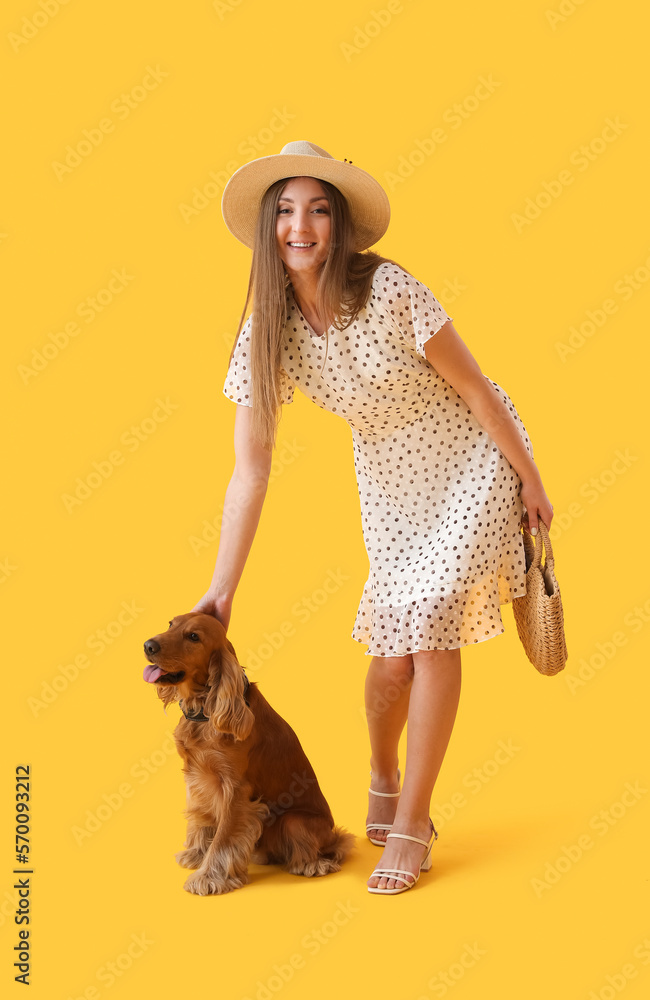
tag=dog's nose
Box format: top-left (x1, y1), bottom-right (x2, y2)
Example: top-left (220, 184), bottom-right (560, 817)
top-left (144, 638), bottom-right (160, 655)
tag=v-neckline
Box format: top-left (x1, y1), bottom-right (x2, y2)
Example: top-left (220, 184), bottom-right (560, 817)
top-left (291, 288), bottom-right (329, 338)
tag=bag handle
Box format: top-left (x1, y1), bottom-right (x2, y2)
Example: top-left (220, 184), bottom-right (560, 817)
top-left (522, 517), bottom-right (554, 571)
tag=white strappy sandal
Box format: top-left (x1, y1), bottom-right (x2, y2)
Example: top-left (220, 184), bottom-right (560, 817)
top-left (366, 769), bottom-right (401, 846)
top-left (367, 820), bottom-right (438, 895)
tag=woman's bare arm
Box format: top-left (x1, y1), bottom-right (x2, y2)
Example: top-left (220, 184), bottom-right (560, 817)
top-left (192, 405), bottom-right (273, 628)
top-left (423, 321), bottom-right (554, 534)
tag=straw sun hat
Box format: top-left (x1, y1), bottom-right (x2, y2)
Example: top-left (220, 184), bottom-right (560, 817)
top-left (221, 140), bottom-right (391, 252)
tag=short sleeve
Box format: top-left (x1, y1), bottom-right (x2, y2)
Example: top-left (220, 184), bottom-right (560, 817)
top-left (222, 315), bottom-right (296, 406)
top-left (375, 263), bottom-right (453, 359)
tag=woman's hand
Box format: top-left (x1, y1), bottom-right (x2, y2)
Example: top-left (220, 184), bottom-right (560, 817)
top-left (519, 472), bottom-right (554, 536)
top-left (191, 592), bottom-right (232, 632)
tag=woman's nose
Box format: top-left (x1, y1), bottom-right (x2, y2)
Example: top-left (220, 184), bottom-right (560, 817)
top-left (292, 211), bottom-right (311, 233)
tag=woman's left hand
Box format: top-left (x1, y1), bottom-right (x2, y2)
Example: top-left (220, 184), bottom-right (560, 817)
top-left (519, 474), bottom-right (554, 535)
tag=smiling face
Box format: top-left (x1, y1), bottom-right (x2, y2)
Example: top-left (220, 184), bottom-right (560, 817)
top-left (275, 176), bottom-right (331, 279)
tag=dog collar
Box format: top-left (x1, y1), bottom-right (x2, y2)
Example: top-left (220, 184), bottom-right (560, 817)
top-left (179, 672), bottom-right (250, 723)
top-left (179, 703), bottom-right (210, 722)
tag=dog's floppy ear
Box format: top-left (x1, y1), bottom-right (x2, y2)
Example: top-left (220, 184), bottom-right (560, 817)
top-left (204, 639), bottom-right (254, 741)
top-left (156, 683), bottom-right (179, 709)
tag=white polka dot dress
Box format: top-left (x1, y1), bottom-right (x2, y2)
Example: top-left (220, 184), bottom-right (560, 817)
top-left (223, 262), bottom-right (533, 656)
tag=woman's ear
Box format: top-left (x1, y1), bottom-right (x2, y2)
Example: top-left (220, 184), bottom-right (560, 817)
top-left (204, 640), bottom-right (254, 741)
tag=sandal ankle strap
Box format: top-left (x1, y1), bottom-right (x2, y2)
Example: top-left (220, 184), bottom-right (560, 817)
top-left (386, 831), bottom-right (432, 849)
top-left (369, 768), bottom-right (401, 798)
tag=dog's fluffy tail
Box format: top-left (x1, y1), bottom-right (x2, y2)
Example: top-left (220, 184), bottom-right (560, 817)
top-left (320, 824), bottom-right (355, 865)
top-left (275, 817), bottom-right (356, 877)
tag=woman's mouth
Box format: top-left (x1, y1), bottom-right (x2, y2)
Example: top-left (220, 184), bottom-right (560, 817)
top-left (287, 242), bottom-right (316, 251)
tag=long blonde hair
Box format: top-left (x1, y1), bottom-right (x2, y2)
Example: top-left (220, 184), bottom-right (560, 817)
top-left (227, 176), bottom-right (409, 449)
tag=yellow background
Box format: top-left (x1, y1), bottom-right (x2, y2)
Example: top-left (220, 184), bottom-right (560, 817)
top-left (3, 1), bottom-right (648, 998)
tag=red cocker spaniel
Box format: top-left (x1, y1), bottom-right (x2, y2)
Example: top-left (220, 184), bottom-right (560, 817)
top-left (142, 612), bottom-right (354, 895)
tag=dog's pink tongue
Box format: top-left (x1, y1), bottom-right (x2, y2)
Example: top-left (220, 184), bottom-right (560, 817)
top-left (143, 664), bottom-right (163, 683)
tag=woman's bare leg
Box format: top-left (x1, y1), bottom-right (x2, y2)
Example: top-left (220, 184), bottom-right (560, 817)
top-left (367, 647), bottom-right (462, 891)
top-left (364, 654), bottom-right (413, 842)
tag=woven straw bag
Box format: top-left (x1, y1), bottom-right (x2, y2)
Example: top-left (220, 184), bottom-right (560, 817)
top-left (512, 518), bottom-right (568, 675)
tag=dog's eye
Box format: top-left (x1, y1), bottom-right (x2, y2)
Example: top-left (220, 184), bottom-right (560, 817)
top-left (168, 621), bottom-right (173, 628)
top-left (188, 633), bottom-right (200, 642)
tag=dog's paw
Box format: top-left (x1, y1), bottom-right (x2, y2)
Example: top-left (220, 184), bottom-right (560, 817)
top-left (287, 857), bottom-right (343, 877)
top-left (183, 872), bottom-right (247, 895)
top-left (175, 848), bottom-right (205, 870)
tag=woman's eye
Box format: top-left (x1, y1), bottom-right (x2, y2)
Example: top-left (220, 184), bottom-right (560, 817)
top-left (277, 207), bottom-right (328, 214)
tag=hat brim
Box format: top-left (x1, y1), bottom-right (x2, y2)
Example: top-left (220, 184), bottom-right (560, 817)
top-left (221, 153), bottom-right (390, 252)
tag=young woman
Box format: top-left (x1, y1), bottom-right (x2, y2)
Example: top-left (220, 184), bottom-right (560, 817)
top-left (193, 140), bottom-right (554, 895)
